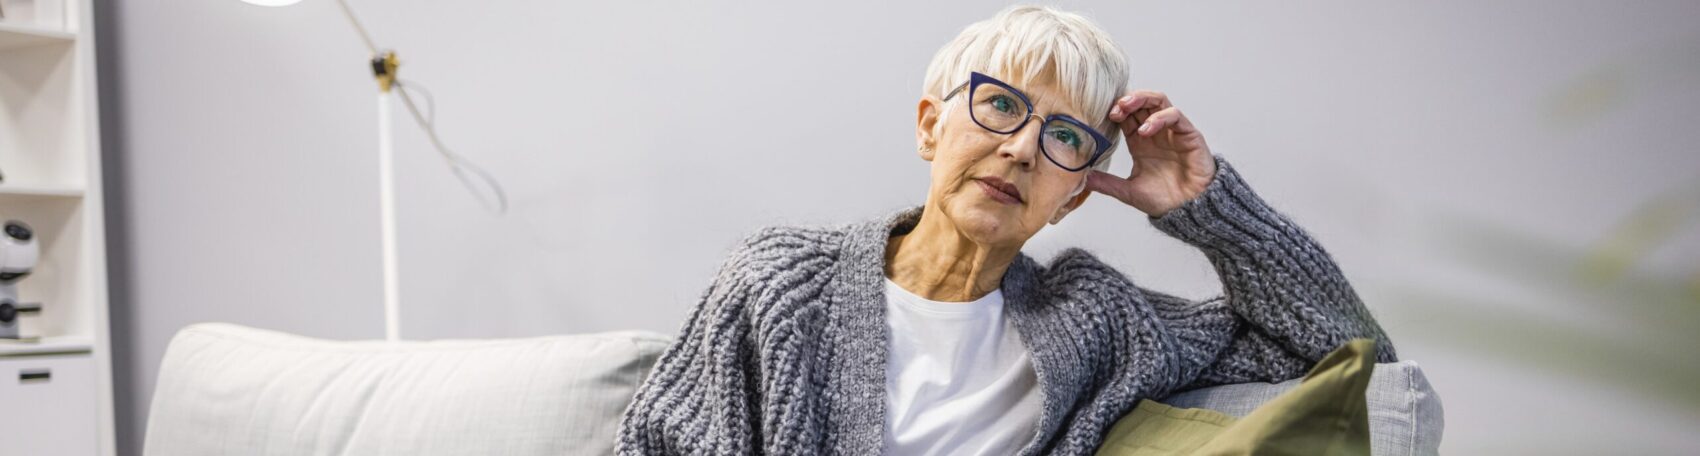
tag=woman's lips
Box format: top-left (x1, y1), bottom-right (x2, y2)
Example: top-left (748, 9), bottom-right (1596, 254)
top-left (975, 177), bottom-right (1024, 205)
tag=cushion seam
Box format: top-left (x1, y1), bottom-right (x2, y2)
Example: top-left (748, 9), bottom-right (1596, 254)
top-left (1405, 362), bottom-right (1418, 456)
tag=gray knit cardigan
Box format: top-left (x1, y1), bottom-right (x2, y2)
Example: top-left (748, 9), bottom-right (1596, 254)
top-left (616, 154), bottom-right (1397, 455)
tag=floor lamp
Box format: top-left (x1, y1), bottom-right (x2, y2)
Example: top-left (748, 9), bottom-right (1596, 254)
top-left (239, 0), bottom-right (507, 342)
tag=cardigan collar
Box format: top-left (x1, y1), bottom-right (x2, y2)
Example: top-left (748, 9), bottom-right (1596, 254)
top-left (826, 204), bottom-right (1054, 454)
top-left (825, 204), bottom-right (1175, 455)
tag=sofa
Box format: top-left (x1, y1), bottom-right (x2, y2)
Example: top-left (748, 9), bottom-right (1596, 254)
top-left (142, 323), bottom-right (1444, 455)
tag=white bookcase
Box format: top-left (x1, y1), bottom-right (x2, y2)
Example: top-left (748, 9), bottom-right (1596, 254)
top-left (0, 0), bottom-right (115, 454)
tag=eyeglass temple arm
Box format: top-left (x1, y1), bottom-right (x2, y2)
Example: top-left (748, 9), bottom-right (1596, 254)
top-left (942, 81), bottom-right (970, 101)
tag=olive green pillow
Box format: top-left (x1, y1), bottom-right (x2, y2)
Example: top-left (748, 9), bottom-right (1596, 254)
top-left (1095, 338), bottom-right (1376, 456)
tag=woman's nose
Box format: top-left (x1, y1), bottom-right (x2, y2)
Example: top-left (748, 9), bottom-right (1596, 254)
top-left (997, 114), bottom-right (1046, 169)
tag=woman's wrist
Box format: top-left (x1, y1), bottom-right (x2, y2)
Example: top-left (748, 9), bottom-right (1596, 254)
top-left (1145, 158), bottom-right (1219, 218)
top-left (1148, 155), bottom-right (1287, 249)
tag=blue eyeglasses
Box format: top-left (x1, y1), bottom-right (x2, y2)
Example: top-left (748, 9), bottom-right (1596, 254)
top-left (942, 71), bottom-right (1114, 172)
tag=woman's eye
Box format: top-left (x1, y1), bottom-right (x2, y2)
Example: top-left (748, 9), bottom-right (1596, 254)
top-left (990, 96), bottom-right (1017, 114)
top-left (1051, 130), bottom-right (1081, 147)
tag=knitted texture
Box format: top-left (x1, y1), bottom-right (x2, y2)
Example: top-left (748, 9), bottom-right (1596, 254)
top-left (616, 154), bottom-right (1397, 455)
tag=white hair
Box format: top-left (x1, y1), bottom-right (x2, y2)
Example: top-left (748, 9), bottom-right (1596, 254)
top-left (922, 4), bottom-right (1130, 173)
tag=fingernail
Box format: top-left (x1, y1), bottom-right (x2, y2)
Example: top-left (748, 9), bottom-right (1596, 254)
top-left (1110, 106), bottom-right (1122, 117)
top-left (1138, 124), bottom-right (1151, 133)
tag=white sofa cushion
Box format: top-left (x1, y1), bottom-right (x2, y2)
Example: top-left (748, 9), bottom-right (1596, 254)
top-left (143, 323), bottom-right (670, 456)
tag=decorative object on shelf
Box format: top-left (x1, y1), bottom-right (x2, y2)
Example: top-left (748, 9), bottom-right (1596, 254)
top-left (238, 0), bottom-right (508, 342)
top-left (0, 301), bottom-right (41, 340)
top-left (0, 220), bottom-right (40, 340)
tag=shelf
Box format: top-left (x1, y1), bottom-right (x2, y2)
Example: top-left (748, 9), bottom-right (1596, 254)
top-left (0, 1), bottom-right (109, 453)
top-left (0, 184), bottom-right (84, 198)
top-left (0, 22), bottom-right (75, 51)
top-left (0, 334), bottom-right (92, 357)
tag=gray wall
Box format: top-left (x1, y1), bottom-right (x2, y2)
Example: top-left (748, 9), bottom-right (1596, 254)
top-left (98, 0), bottom-right (1700, 454)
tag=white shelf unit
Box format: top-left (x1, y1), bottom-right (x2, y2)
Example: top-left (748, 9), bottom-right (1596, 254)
top-left (0, 22), bottom-right (74, 51)
top-left (0, 1), bottom-right (115, 455)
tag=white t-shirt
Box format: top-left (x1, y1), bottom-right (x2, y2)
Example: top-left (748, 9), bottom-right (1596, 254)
top-left (882, 277), bottom-right (1043, 455)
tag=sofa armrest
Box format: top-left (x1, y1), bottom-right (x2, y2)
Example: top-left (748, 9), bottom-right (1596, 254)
top-left (1160, 360), bottom-right (1444, 456)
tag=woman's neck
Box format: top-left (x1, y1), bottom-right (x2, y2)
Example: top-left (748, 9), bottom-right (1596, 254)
top-left (883, 205), bottom-right (1022, 302)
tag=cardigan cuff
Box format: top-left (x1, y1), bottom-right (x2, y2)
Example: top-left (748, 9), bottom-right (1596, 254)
top-left (1148, 154), bottom-right (1294, 251)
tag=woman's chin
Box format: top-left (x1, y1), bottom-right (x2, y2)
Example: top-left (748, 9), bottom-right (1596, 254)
top-left (944, 202), bottom-right (1025, 244)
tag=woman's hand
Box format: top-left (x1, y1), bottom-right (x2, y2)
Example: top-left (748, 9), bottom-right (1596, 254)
top-left (1086, 90), bottom-right (1217, 218)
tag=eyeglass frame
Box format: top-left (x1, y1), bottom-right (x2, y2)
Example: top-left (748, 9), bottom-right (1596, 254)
top-left (941, 71), bottom-right (1116, 172)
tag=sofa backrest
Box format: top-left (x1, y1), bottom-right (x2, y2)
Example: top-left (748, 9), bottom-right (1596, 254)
top-left (144, 323), bottom-right (671, 456)
top-left (145, 323), bottom-right (1442, 455)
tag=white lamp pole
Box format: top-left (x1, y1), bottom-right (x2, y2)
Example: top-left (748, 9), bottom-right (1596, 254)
top-left (377, 90), bottom-right (400, 342)
top-left (244, 0), bottom-right (406, 341)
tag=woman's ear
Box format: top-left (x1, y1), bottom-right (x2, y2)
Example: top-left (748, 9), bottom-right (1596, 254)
top-left (1049, 184), bottom-right (1092, 225)
top-left (916, 96), bottom-right (942, 161)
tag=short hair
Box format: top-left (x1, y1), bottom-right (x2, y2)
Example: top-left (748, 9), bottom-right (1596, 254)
top-left (922, 4), bottom-right (1129, 173)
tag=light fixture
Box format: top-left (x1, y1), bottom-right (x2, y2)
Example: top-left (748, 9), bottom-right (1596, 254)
top-left (238, 0), bottom-right (303, 7)
top-left (239, 0), bottom-right (507, 342)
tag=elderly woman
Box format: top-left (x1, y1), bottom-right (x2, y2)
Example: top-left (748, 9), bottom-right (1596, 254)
top-left (617, 5), bottom-right (1395, 455)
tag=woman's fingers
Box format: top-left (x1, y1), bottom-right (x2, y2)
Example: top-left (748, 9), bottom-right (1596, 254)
top-left (1117, 109), bottom-right (1143, 137)
top-left (1108, 90), bottom-right (1170, 122)
top-left (1122, 90), bottom-right (1170, 112)
top-left (1110, 90), bottom-right (1175, 137)
top-left (1085, 170), bottom-right (1132, 202)
top-left (1137, 106), bottom-right (1195, 136)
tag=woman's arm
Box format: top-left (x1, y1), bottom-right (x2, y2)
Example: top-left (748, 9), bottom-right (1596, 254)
top-left (1150, 154), bottom-right (1397, 388)
top-left (616, 225), bottom-right (842, 455)
top-left (1091, 90), bottom-right (1394, 388)
top-left (616, 239), bottom-right (766, 455)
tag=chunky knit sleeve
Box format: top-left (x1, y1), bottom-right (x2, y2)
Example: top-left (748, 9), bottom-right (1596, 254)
top-left (1149, 154), bottom-right (1397, 388)
top-left (615, 225), bottom-right (843, 455)
top-left (615, 230), bottom-right (769, 455)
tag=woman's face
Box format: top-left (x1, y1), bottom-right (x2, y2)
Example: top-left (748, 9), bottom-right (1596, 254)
top-left (915, 69), bottom-right (1096, 247)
